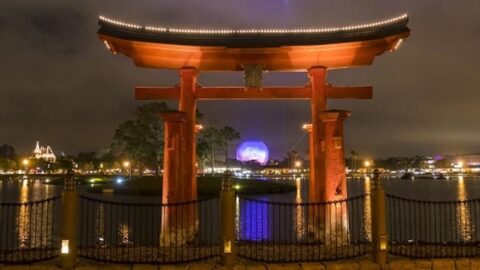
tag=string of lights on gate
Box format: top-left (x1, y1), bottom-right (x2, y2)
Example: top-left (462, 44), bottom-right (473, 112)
top-left (99, 14), bottom-right (408, 35)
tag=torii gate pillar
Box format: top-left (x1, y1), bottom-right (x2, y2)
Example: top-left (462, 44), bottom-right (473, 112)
top-left (179, 67), bottom-right (198, 203)
top-left (319, 110), bottom-right (350, 202)
top-left (308, 67), bottom-right (327, 203)
top-left (160, 112), bottom-right (196, 246)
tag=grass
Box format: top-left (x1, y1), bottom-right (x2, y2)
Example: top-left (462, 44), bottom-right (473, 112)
top-left (46, 175), bottom-right (296, 197)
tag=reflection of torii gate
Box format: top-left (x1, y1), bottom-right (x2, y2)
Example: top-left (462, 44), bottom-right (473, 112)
top-left (97, 14), bottom-right (409, 242)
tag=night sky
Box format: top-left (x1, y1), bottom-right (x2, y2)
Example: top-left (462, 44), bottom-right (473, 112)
top-left (1, 1), bottom-right (479, 160)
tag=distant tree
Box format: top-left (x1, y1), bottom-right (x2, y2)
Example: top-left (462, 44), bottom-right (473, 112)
top-left (0, 157), bottom-right (17, 171)
top-left (0, 144), bottom-right (16, 160)
top-left (53, 157), bottom-right (74, 172)
top-left (75, 152), bottom-right (100, 171)
top-left (280, 150), bottom-right (301, 168)
top-left (350, 150), bottom-right (358, 172)
top-left (112, 102), bottom-right (171, 175)
top-left (198, 126), bottom-right (241, 172)
top-left (435, 159), bottom-right (451, 169)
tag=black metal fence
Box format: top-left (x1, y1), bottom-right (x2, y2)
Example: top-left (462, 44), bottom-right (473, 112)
top-left (387, 194), bottom-right (480, 258)
top-left (79, 195), bottom-right (220, 263)
top-left (236, 195), bottom-right (370, 262)
top-left (0, 196), bottom-right (61, 264)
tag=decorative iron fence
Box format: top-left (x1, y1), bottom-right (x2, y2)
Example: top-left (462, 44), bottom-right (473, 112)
top-left (0, 196), bottom-right (61, 264)
top-left (236, 195), bottom-right (370, 262)
top-left (78, 195), bottom-right (220, 263)
top-left (387, 194), bottom-right (480, 258)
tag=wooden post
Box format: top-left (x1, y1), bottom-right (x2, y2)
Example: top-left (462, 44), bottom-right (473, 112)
top-left (160, 112), bottom-right (197, 246)
top-left (179, 67), bottom-right (198, 202)
top-left (59, 170), bottom-right (78, 269)
top-left (307, 67), bottom-right (327, 203)
top-left (220, 171), bottom-right (236, 267)
top-left (319, 110), bottom-right (350, 245)
top-left (371, 169), bottom-right (388, 265)
top-left (319, 110), bottom-right (350, 202)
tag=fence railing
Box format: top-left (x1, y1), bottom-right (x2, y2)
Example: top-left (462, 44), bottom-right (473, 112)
top-left (387, 194), bottom-right (480, 258)
top-left (0, 196), bottom-right (61, 264)
top-left (78, 195), bottom-right (220, 264)
top-left (236, 195), bottom-right (370, 262)
top-left (5, 173), bottom-right (480, 265)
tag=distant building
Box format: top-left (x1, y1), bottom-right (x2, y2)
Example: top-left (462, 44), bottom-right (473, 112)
top-left (33, 141), bottom-right (56, 162)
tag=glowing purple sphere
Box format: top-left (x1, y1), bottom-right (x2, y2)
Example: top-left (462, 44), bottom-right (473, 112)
top-left (236, 141), bottom-right (269, 165)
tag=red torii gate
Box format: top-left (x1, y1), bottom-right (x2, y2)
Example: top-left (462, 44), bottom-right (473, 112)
top-left (135, 73), bottom-right (372, 204)
top-left (97, 13), bottom-right (410, 243)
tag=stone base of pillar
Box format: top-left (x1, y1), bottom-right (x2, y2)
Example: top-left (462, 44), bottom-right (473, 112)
top-left (307, 202), bottom-right (350, 246)
top-left (160, 220), bottom-right (199, 247)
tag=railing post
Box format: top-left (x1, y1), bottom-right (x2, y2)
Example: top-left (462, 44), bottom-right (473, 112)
top-left (371, 169), bottom-right (388, 265)
top-left (59, 170), bottom-right (78, 269)
top-left (220, 171), bottom-right (236, 267)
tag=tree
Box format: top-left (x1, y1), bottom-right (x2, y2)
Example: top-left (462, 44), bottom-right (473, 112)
top-left (53, 157), bottom-right (74, 172)
top-left (280, 150), bottom-right (301, 168)
top-left (112, 102), bottom-right (171, 175)
top-left (0, 157), bottom-right (17, 172)
top-left (350, 150), bottom-right (358, 172)
top-left (0, 144), bottom-right (16, 160)
top-left (198, 125), bottom-right (240, 172)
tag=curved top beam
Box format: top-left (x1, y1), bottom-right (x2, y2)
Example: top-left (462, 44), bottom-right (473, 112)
top-left (97, 14), bottom-right (410, 71)
top-left (98, 14), bottom-right (408, 48)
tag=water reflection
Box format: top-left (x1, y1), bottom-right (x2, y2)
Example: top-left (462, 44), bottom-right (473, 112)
top-left (456, 176), bottom-right (472, 241)
top-left (119, 224), bottom-right (131, 245)
top-left (96, 204), bottom-right (105, 246)
top-left (294, 177), bottom-right (305, 239)
top-left (239, 198), bottom-right (269, 241)
top-left (363, 177), bottom-right (372, 241)
top-left (17, 180), bottom-right (30, 248)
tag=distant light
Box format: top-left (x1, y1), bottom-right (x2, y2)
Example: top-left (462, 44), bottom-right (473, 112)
top-left (61, 240), bottom-right (69, 254)
top-left (123, 161), bottom-right (130, 168)
top-left (22, 159), bottom-right (30, 166)
top-left (457, 161), bottom-right (464, 168)
top-left (89, 178), bottom-right (101, 183)
top-left (234, 185), bottom-right (241, 190)
top-left (294, 160), bottom-right (302, 168)
top-left (116, 177), bottom-right (124, 184)
top-left (302, 123), bottom-right (312, 131)
top-left (45, 178), bottom-right (50, 183)
top-left (364, 160), bottom-right (371, 168)
top-left (195, 124), bottom-right (204, 133)
top-left (224, 240), bottom-right (232, 254)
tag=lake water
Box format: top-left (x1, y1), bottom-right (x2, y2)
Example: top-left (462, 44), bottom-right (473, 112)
top-left (1, 175), bottom-right (479, 250)
top-left (1, 175), bottom-right (480, 203)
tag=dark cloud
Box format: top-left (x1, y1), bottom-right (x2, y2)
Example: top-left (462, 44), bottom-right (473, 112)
top-left (2, 4), bottom-right (89, 55)
top-left (0, 1), bottom-right (479, 159)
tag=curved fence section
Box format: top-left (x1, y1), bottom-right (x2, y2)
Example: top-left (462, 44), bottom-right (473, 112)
top-left (387, 194), bottom-right (480, 258)
top-left (0, 196), bottom-right (61, 264)
top-left (78, 196), bottom-right (220, 263)
top-left (236, 195), bottom-right (370, 262)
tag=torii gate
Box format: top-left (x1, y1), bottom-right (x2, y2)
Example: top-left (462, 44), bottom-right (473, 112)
top-left (97, 13), bottom-right (410, 243)
top-left (135, 71), bottom-right (372, 204)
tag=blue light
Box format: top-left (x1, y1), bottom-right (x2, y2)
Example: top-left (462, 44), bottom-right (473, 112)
top-left (236, 140), bottom-right (269, 165)
top-left (116, 177), bottom-right (124, 184)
